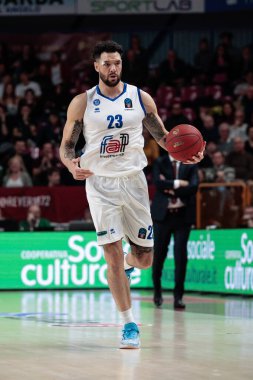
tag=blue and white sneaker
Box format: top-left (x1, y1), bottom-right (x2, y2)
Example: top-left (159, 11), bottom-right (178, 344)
top-left (125, 267), bottom-right (134, 281)
top-left (120, 322), bottom-right (140, 349)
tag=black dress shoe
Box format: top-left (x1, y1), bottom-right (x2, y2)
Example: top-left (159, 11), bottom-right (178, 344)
top-left (174, 299), bottom-right (186, 310)
top-left (154, 295), bottom-right (163, 307)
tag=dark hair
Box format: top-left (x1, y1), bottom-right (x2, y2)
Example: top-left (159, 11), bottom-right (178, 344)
top-left (213, 150), bottom-right (224, 158)
top-left (92, 40), bottom-right (123, 60)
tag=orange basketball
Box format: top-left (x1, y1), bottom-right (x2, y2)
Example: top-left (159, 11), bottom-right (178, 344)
top-left (165, 124), bottom-right (204, 162)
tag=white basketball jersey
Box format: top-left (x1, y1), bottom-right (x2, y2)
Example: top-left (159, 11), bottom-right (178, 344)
top-left (80, 83), bottom-right (147, 177)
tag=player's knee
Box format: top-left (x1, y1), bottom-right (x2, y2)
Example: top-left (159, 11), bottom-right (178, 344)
top-left (103, 242), bottom-right (123, 267)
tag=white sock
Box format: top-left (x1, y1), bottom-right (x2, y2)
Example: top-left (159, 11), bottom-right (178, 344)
top-left (119, 308), bottom-right (135, 325)
top-left (124, 253), bottom-right (133, 270)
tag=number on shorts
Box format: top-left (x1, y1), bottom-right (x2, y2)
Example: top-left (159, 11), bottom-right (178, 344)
top-left (147, 225), bottom-right (153, 240)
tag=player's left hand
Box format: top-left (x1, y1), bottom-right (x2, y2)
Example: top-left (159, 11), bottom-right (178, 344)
top-left (183, 141), bottom-right (206, 164)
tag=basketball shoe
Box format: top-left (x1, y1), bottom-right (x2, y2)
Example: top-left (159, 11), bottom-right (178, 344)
top-left (124, 252), bottom-right (134, 281)
top-left (120, 322), bottom-right (140, 349)
top-left (125, 267), bottom-right (134, 281)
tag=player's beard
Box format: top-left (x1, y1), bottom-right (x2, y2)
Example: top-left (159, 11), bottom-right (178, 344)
top-left (99, 70), bottom-right (122, 87)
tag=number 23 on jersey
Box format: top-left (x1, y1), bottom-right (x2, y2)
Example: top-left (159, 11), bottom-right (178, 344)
top-left (107, 114), bottom-right (123, 129)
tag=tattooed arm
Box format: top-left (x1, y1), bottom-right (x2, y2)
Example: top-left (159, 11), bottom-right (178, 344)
top-left (141, 91), bottom-right (169, 150)
top-left (141, 90), bottom-right (205, 163)
top-left (59, 93), bottom-right (94, 180)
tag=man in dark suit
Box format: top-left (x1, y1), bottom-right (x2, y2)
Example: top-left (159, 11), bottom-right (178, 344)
top-left (151, 154), bottom-right (199, 309)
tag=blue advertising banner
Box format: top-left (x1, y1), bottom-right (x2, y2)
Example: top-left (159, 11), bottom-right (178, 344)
top-left (205, 0), bottom-right (253, 12)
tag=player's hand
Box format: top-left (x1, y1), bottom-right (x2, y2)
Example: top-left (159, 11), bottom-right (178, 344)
top-left (178, 180), bottom-right (189, 187)
top-left (184, 141), bottom-right (206, 164)
top-left (69, 157), bottom-right (94, 180)
top-left (164, 189), bottom-right (175, 195)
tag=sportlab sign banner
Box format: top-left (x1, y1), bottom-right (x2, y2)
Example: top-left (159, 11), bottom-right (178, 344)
top-left (1, 1), bottom-right (252, 15)
top-left (77, 0), bottom-right (205, 14)
top-left (0, 0), bottom-right (205, 15)
top-left (0, 230), bottom-right (252, 294)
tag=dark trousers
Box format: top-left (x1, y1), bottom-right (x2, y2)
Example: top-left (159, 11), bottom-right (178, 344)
top-left (152, 208), bottom-right (191, 301)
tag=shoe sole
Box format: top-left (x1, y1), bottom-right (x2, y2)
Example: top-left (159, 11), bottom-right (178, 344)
top-left (119, 344), bottom-right (140, 349)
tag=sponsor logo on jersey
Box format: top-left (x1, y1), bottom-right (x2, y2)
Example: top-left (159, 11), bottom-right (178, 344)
top-left (138, 228), bottom-right (147, 239)
top-left (97, 230), bottom-right (107, 236)
top-left (110, 228), bottom-right (115, 234)
top-left (124, 98), bottom-right (133, 108)
top-left (93, 99), bottom-right (100, 106)
top-left (100, 133), bottom-right (129, 156)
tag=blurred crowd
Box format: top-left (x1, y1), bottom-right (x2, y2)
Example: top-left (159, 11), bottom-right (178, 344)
top-left (0, 32), bottom-right (253, 227)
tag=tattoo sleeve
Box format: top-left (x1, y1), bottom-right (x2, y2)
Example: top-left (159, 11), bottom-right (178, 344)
top-left (64, 120), bottom-right (83, 159)
top-left (129, 239), bottom-right (153, 256)
top-left (142, 112), bottom-right (166, 143)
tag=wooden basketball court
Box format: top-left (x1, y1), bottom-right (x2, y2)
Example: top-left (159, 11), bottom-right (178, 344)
top-left (0, 290), bottom-right (252, 379)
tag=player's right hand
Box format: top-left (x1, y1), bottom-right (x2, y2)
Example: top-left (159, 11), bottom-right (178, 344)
top-left (69, 157), bottom-right (94, 180)
top-left (178, 180), bottom-right (189, 187)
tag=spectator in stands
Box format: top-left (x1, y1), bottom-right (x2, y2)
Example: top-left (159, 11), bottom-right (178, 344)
top-left (123, 49), bottom-right (148, 87)
top-left (219, 101), bottom-right (235, 125)
top-left (234, 71), bottom-right (253, 98)
top-left (229, 108), bottom-right (248, 142)
top-left (129, 34), bottom-right (146, 59)
top-left (47, 167), bottom-right (61, 187)
top-left (19, 205), bottom-right (51, 231)
top-left (18, 88), bottom-right (42, 120)
top-left (0, 73), bottom-right (12, 100)
top-left (164, 102), bottom-right (190, 131)
top-left (15, 71), bottom-right (41, 98)
top-left (32, 142), bottom-right (58, 185)
top-left (200, 114), bottom-right (219, 144)
top-left (2, 154), bottom-right (32, 187)
top-left (245, 126), bottom-right (253, 156)
top-left (49, 51), bottom-right (66, 86)
top-left (211, 44), bottom-right (231, 85)
top-left (49, 83), bottom-right (70, 113)
top-left (204, 150), bottom-right (235, 183)
top-left (38, 112), bottom-right (63, 146)
top-left (204, 149), bottom-right (237, 227)
top-left (241, 85), bottom-right (253, 124)
top-left (19, 44), bottom-right (39, 75)
top-left (0, 104), bottom-right (10, 142)
top-left (159, 49), bottom-right (187, 86)
top-left (12, 104), bottom-right (34, 141)
top-left (34, 62), bottom-right (53, 97)
top-left (238, 46), bottom-right (253, 77)
top-left (194, 37), bottom-right (212, 76)
top-left (14, 138), bottom-right (32, 174)
top-left (2, 82), bottom-right (18, 116)
top-left (217, 122), bottom-right (233, 156)
top-left (226, 137), bottom-right (253, 180)
top-left (219, 31), bottom-right (240, 69)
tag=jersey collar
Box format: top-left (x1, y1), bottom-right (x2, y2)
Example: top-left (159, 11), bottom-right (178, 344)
top-left (96, 83), bottom-right (127, 101)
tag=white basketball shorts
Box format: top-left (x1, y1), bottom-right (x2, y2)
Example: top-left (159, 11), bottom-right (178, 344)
top-left (85, 171), bottom-right (154, 247)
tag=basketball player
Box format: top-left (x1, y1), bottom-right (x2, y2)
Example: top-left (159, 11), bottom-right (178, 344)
top-left (59, 41), bottom-right (204, 349)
